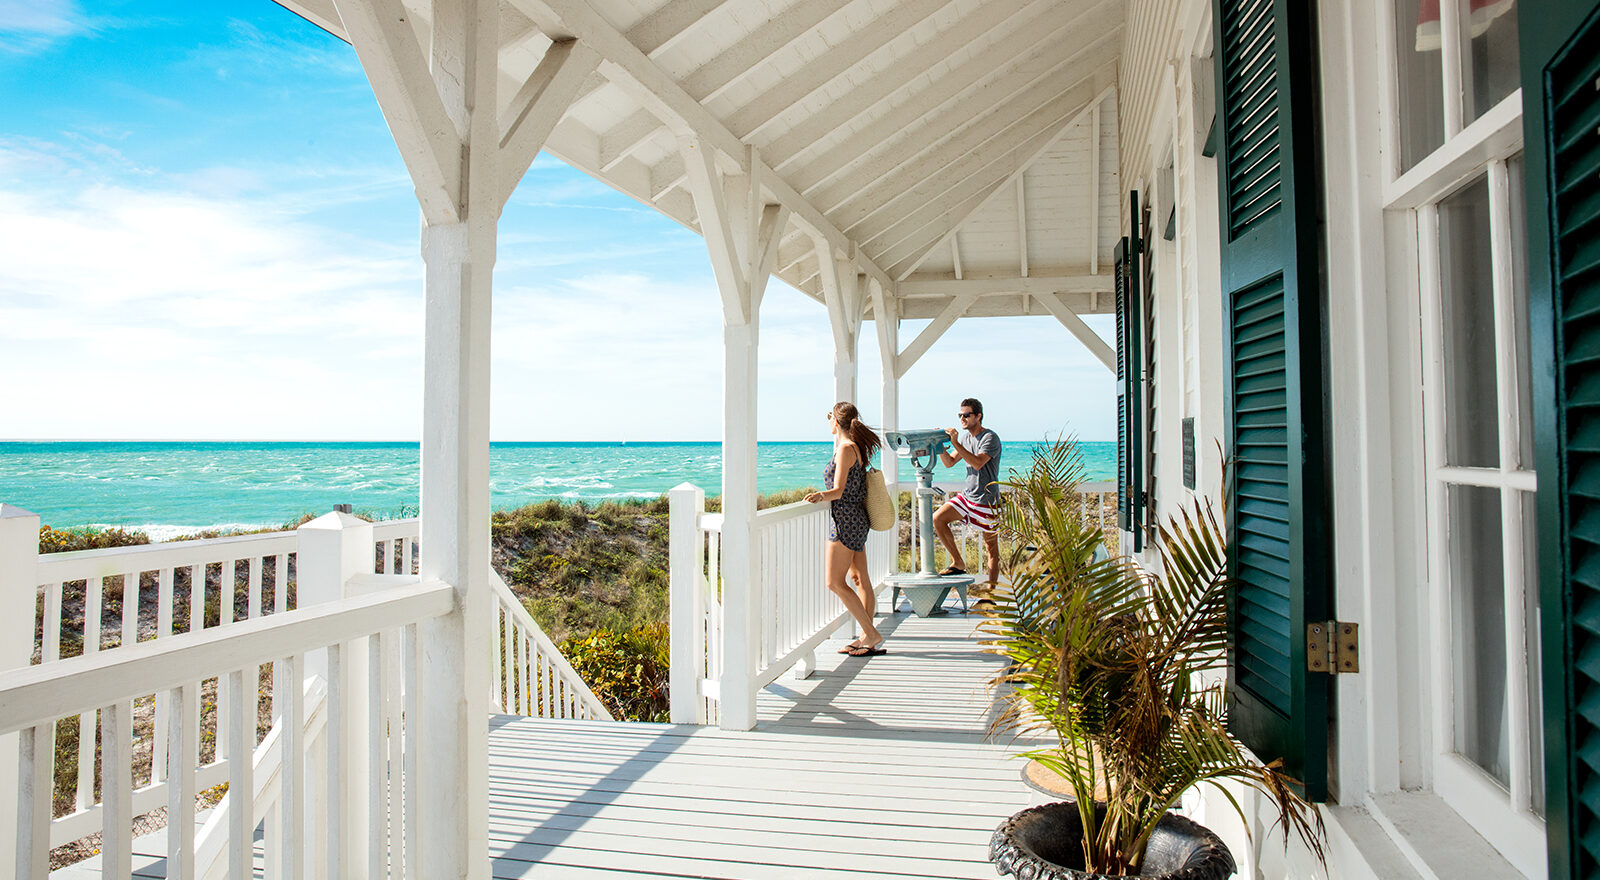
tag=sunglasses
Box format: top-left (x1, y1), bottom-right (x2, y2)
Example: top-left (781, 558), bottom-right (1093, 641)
top-left (958, 412), bottom-right (977, 419)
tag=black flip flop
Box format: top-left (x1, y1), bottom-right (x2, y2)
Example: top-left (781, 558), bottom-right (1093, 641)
top-left (847, 644), bottom-right (887, 657)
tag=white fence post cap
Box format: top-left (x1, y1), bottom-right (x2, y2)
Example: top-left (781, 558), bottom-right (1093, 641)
top-left (299, 511), bottom-right (368, 531)
top-left (0, 504), bottom-right (38, 520)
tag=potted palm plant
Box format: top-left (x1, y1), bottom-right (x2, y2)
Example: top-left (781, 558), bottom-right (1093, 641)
top-left (982, 440), bottom-right (1323, 878)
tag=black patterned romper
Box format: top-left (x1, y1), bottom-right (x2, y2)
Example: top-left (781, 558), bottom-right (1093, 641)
top-left (823, 455), bottom-right (870, 552)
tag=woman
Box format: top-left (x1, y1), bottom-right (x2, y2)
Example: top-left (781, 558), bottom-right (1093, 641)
top-left (804, 402), bottom-right (885, 657)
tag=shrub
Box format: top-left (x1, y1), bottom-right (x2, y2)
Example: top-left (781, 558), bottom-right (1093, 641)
top-left (38, 526), bottom-right (150, 554)
top-left (558, 622), bottom-right (670, 722)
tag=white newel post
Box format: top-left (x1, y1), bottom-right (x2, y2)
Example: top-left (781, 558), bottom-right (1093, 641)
top-left (668, 483), bottom-right (707, 724)
top-left (0, 504), bottom-right (40, 875)
top-left (296, 511), bottom-right (376, 876)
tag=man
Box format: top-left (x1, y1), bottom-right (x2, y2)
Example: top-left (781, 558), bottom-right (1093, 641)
top-left (933, 397), bottom-right (1001, 585)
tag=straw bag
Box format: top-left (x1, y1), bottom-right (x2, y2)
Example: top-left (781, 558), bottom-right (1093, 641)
top-left (865, 467), bottom-right (894, 531)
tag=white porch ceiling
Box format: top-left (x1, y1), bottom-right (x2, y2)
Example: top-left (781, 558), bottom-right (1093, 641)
top-left (276, 0), bottom-right (1126, 320)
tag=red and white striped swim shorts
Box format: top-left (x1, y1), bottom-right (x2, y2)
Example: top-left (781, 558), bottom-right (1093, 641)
top-left (948, 493), bottom-right (997, 535)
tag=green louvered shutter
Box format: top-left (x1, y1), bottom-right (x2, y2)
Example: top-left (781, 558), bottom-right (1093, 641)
top-left (1523, 2), bottom-right (1600, 876)
top-left (1211, 0), bottom-right (1331, 799)
top-left (1115, 219), bottom-right (1144, 551)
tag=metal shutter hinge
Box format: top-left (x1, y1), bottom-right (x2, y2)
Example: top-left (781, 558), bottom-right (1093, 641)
top-left (1307, 621), bottom-right (1358, 674)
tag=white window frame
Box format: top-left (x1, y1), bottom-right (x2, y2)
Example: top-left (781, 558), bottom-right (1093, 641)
top-left (1380, 1), bottom-right (1542, 875)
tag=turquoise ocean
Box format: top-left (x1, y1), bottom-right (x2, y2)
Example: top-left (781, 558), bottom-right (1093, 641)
top-left (0, 441), bottom-right (1115, 539)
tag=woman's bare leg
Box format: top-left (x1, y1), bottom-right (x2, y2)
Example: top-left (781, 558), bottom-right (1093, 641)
top-left (849, 551), bottom-right (875, 627)
top-left (826, 540), bottom-right (881, 647)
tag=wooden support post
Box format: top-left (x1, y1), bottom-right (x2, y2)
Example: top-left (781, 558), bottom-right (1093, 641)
top-left (668, 483), bottom-right (707, 724)
top-left (682, 139), bottom-right (787, 732)
top-left (0, 505), bottom-right (40, 875)
top-left (870, 282), bottom-right (901, 490)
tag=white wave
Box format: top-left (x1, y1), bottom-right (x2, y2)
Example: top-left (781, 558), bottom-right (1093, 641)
top-left (109, 522), bottom-right (285, 542)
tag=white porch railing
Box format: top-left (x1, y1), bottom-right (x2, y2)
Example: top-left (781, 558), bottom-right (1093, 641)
top-left (1, 506), bottom-right (607, 878)
top-left (668, 484), bottom-right (895, 727)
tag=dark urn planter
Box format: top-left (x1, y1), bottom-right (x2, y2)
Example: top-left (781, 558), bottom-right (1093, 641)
top-left (990, 802), bottom-right (1235, 880)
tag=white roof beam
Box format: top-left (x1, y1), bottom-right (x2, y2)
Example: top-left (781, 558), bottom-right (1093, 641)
top-left (785, 0), bottom-right (1119, 194)
top-left (598, 0), bottom-right (854, 170)
top-left (497, 39), bottom-right (602, 208)
top-left (950, 235), bottom-right (963, 280)
top-left (332, 0), bottom-right (464, 224)
top-left (759, 0), bottom-right (1050, 170)
top-left (1033, 292), bottom-right (1115, 372)
top-left (723, 0), bottom-right (955, 142)
top-left (627, 0), bottom-right (739, 57)
top-left (846, 73), bottom-right (1111, 245)
top-left (897, 292), bottom-right (1107, 320)
top-left (876, 84), bottom-right (1114, 276)
top-left (508, 0), bottom-right (894, 291)
top-left (895, 294), bottom-right (976, 379)
top-left (899, 275), bottom-right (1115, 297)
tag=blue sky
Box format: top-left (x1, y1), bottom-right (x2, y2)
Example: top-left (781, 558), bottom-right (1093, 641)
top-left (0, 0), bottom-right (1115, 442)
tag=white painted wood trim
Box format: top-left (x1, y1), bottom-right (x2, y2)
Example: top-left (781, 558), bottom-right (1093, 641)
top-left (895, 294), bottom-right (976, 379)
top-left (1089, 98), bottom-right (1102, 275)
top-left (332, 0), bottom-right (464, 224)
top-left (0, 582), bottom-right (455, 736)
top-left (1035, 293), bottom-right (1115, 372)
top-left (496, 39), bottom-right (602, 208)
top-left (898, 274), bottom-right (1115, 297)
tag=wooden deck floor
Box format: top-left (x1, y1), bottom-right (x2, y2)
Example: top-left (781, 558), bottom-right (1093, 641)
top-left (488, 606), bottom-right (1047, 880)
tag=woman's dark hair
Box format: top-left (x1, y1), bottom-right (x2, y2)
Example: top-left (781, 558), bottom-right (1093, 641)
top-left (832, 402), bottom-right (881, 465)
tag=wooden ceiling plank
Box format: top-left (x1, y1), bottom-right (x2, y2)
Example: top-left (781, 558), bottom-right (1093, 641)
top-left (872, 83), bottom-right (1114, 275)
top-left (785, 0), bottom-right (1119, 195)
top-left (761, 0), bottom-right (1053, 172)
top-left (724, 0), bottom-right (956, 142)
top-left (823, 40), bottom-right (1117, 231)
top-left (840, 72), bottom-right (1109, 242)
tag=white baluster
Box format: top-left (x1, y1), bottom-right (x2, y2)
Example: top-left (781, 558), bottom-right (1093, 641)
top-left (102, 701), bottom-right (133, 879)
top-left (154, 567), bottom-right (174, 782)
top-left (248, 558), bottom-right (262, 621)
top-left (16, 723), bottom-right (51, 880)
top-left (227, 669), bottom-right (253, 880)
top-left (77, 575), bottom-right (103, 810)
top-left (275, 656), bottom-right (303, 880)
top-left (368, 634), bottom-right (385, 880)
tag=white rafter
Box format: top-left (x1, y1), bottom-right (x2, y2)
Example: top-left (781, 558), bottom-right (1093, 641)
top-left (759, 0), bottom-right (1050, 170)
top-left (899, 275), bottom-right (1115, 297)
top-left (882, 83), bottom-right (1116, 278)
top-left (722, 0), bottom-right (954, 142)
top-left (849, 73), bottom-right (1112, 250)
top-left (786, 0), bottom-right (1119, 195)
top-left (1089, 98), bottom-right (1102, 275)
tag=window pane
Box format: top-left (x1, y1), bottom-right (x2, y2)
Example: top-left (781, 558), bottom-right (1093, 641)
top-left (1396, 0), bottom-right (1447, 170)
top-left (1439, 176), bottom-right (1499, 468)
top-left (1450, 484), bottom-right (1509, 787)
top-left (1523, 490), bottom-right (1544, 816)
top-left (1462, 0), bottom-right (1520, 125)
top-left (1509, 155), bottom-right (1534, 468)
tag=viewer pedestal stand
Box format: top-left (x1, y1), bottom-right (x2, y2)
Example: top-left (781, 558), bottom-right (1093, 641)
top-left (882, 430), bottom-right (975, 617)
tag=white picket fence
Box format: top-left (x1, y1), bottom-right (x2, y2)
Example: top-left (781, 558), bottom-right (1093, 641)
top-left (0, 508), bottom-right (606, 879)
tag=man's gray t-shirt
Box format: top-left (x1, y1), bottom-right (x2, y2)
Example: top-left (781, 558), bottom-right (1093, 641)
top-left (961, 429), bottom-right (1002, 505)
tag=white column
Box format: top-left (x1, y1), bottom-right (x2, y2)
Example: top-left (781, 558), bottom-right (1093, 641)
top-left (668, 483), bottom-right (707, 724)
top-left (413, 0), bottom-right (498, 874)
top-left (418, 215), bottom-right (495, 879)
top-left (295, 510), bottom-right (376, 876)
top-left (872, 281), bottom-right (900, 490)
top-left (720, 318), bottom-right (761, 730)
top-left (0, 504), bottom-right (40, 875)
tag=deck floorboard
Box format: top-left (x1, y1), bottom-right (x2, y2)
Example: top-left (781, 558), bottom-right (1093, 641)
top-left (488, 606), bottom-right (1047, 880)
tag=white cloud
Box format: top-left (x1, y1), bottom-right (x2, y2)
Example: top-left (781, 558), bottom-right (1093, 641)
top-left (0, 0), bottom-right (88, 49)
